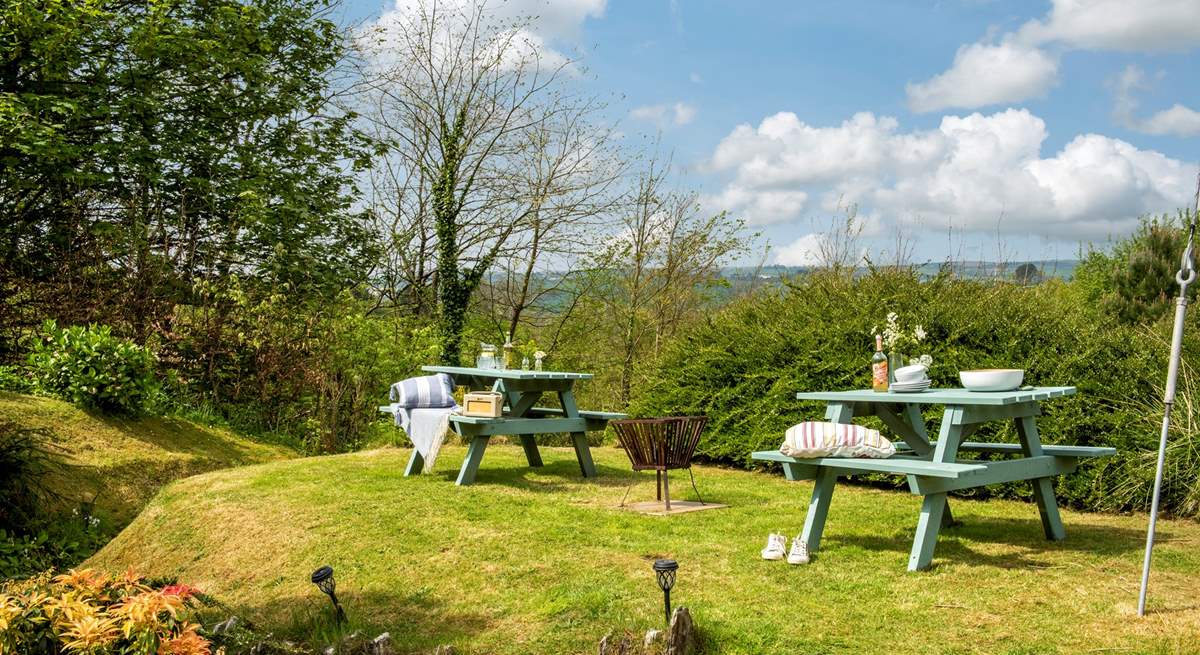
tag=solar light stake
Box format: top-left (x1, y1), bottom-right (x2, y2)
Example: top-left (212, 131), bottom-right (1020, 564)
top-left (311, 566), bottom-right (346, 623)
top-left (653, 559), bottom-right (678, 625)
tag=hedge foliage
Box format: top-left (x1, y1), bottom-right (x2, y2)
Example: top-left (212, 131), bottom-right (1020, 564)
top-left (28, 321), bottom-right (159, 415)
top-left (630, 269), bottom-right (1200, 516)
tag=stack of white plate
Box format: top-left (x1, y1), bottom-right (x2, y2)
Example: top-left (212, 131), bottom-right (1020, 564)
top-left (890, 379), bottom-right (931, 393)
top-left (891, 364), bottom-right (931, 393)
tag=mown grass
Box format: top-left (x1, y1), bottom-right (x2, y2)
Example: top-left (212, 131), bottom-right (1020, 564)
top-left (0, 392), bottom-right (293, 525)
top-left (89, 445), bottom-right (1200, 654)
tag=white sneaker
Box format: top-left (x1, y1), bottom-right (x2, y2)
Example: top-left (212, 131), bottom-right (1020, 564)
top-left (787, 537), bottom-right (810, 565)
top-left (761, 533), bottom-right (787, 560)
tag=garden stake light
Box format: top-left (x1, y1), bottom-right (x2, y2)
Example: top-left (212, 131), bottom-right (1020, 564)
top-left (311, 565), bottom-right (346, 623)
top-left (653, 559), bottom-right (678, 625)
top-left (1138, 170), bottom-right (1200, 617)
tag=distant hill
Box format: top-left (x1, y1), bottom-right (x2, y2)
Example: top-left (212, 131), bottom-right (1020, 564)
top-left (721, 259), bottom-right (1078, 282)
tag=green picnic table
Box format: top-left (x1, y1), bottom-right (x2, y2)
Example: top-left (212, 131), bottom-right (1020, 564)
top-left (379, 366), bottom-right (626, 486)
top-left (751, 386), bottom-right (1116, 571)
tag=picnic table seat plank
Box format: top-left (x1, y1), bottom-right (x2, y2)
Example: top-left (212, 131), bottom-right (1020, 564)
top-left (895, 441), bottom-right (1117, 458)
top-left (527, 407), bottom-right (629, 420)
top-left (751, 450), bottom-right (986, 478)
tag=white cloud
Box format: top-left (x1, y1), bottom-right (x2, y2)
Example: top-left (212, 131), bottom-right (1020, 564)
top-left (704, 108), bottom-right (1193, 239)
top-left (1141, 105), bottom-right (1200, 136)
top-left (703, 185), bottom-right (807, 225)
top-left (1018, 0), bottom-right (1200, 51)
top-left (382, 0), bottom-right (605, 41)
top-left (630, 102), bottom-right (697, 127)
top-left (906, 41), bottom-right (1058, 113)
top-left (1112, 65), bottom-right (1200, 137)
top-left (367, 0), bottom-right (605, 70)
top-left (773, 233), bottom-right (827, 267)
top-left (910, 0), bottom-right (1200, 112)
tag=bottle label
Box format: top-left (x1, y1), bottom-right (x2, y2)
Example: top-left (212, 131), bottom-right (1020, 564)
top-left (872, 361), bottom-right (888, 388)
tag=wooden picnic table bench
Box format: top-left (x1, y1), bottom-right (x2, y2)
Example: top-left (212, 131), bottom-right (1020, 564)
top-left (751, 386), bottom-right (1116, 571)
top-left (380, 365), bottom-right (627, 486)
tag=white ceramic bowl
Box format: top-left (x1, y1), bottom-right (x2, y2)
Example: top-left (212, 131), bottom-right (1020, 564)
top-left (959, 369), bottom-right (1024, 392)
top-left (894, 364), bottom-right (928, 383)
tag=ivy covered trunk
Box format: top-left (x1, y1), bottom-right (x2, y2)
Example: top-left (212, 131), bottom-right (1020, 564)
top-left (434, 110), bottom-right (468, 365)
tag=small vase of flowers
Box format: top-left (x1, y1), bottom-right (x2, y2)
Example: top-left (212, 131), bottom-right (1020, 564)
top-left (875, 313), bottom-right (932, 383)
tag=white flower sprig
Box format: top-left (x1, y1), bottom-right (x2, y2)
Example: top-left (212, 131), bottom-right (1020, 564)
top-left (873, 312), bottom-right (927, 352)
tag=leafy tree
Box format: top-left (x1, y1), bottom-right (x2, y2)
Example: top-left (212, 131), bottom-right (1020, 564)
top-left (357, 0), bottom-right (616, 364)
top-left (587, 155), bottom-right (750, 407)
top-left (0, 0), bottom-right (373, 351)
top-left (1013, 263), bottom-right (1043, 285)
top-left (1076, 213), bottom-right (1196, 324)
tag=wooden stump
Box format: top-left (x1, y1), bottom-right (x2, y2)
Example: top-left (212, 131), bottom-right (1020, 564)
top-left (666, 607), bottom-right (697, 655)
top-left (597, 607), bottom-right (695, 655)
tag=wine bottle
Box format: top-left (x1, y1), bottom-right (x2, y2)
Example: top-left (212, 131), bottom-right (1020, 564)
top-left (872, 334), bottom-right (889, 392)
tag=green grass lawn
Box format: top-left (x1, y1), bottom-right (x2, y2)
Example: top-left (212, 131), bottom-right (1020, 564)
top-left (0, 392), bottom-right (293, 525)
top-left (88, 444), bottom-right (1200, 654)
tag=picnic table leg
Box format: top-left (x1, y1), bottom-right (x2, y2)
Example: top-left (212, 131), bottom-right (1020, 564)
top-left (801, 467), bottom-right (838, 553)
top-left (518, 435), bottom-right (544, 467)
top-left (404, 448), bottom-right (425, 476)
top-left (456, 436), bottom-right (490, 486)
top-left (896, 404), bottom-right (959, 529)
top-left (909, 492), bottom-right (949, 571)
top-left (571, 432), bottom-right (597, 478)
top-left (906, 408), bottom-right (968, 570)
top-left (558, 388), bottom-right (598, 478)
top-left (1015, 415), bottom-right (1066, 541)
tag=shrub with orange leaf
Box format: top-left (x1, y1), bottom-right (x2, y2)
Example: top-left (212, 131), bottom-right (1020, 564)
top-left (0, 568), bottom-right (215, 655)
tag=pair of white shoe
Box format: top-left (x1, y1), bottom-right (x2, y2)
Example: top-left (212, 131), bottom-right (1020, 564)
top-left (761, 532), bottom-right (809, 565)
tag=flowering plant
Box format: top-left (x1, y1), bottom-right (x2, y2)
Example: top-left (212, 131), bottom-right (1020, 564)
top-left (0, 568), bottom-right (213, 655)
top-left (874, 312), bottom-right (927, 353)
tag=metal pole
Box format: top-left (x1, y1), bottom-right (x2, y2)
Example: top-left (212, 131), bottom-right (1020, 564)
top-left (1138, 216), bottom-right (1196, 616)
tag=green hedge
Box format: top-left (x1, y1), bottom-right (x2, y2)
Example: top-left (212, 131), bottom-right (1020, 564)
top-left (630, 269), bottom-right (1200, 516)
top-left (28, 321), bottom-right (159, 415)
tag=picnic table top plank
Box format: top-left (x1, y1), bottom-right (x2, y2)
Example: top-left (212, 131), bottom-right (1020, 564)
top-left (795, 386), bottom-right (1076, 406)
top-left (421, 365), bottom-right (593, 380)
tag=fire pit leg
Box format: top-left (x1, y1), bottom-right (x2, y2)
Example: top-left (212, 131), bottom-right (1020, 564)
top-left (663, 469), bottom-right (671, 511)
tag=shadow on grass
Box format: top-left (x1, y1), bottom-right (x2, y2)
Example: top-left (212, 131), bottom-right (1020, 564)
top-left (229, 589), bottom-right (493, 653)
top-left (432, 453), bottom-right (637, 491)
top-left (93, 411), bottom-right (275, 463)
top-left (832, 516), bottom-right (1154, 570)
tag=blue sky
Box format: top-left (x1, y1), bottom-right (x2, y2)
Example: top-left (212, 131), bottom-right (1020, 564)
top-left (343, 0), bottom-right (1200, 265)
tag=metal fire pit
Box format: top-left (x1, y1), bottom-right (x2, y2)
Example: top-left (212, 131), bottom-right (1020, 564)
top-left (611, 416), bottom-right (708, 510)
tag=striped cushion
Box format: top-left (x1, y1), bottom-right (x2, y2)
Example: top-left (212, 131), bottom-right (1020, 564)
top-left (780, 422), bottom-right (895, 459)
top-left (389, 373), bottom-right (457, 409)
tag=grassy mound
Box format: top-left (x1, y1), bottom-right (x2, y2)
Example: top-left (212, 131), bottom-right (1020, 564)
top-left (0, 392), bottom-right (292, 525)
top-left (89, 445), bottom-right (1200, 654)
